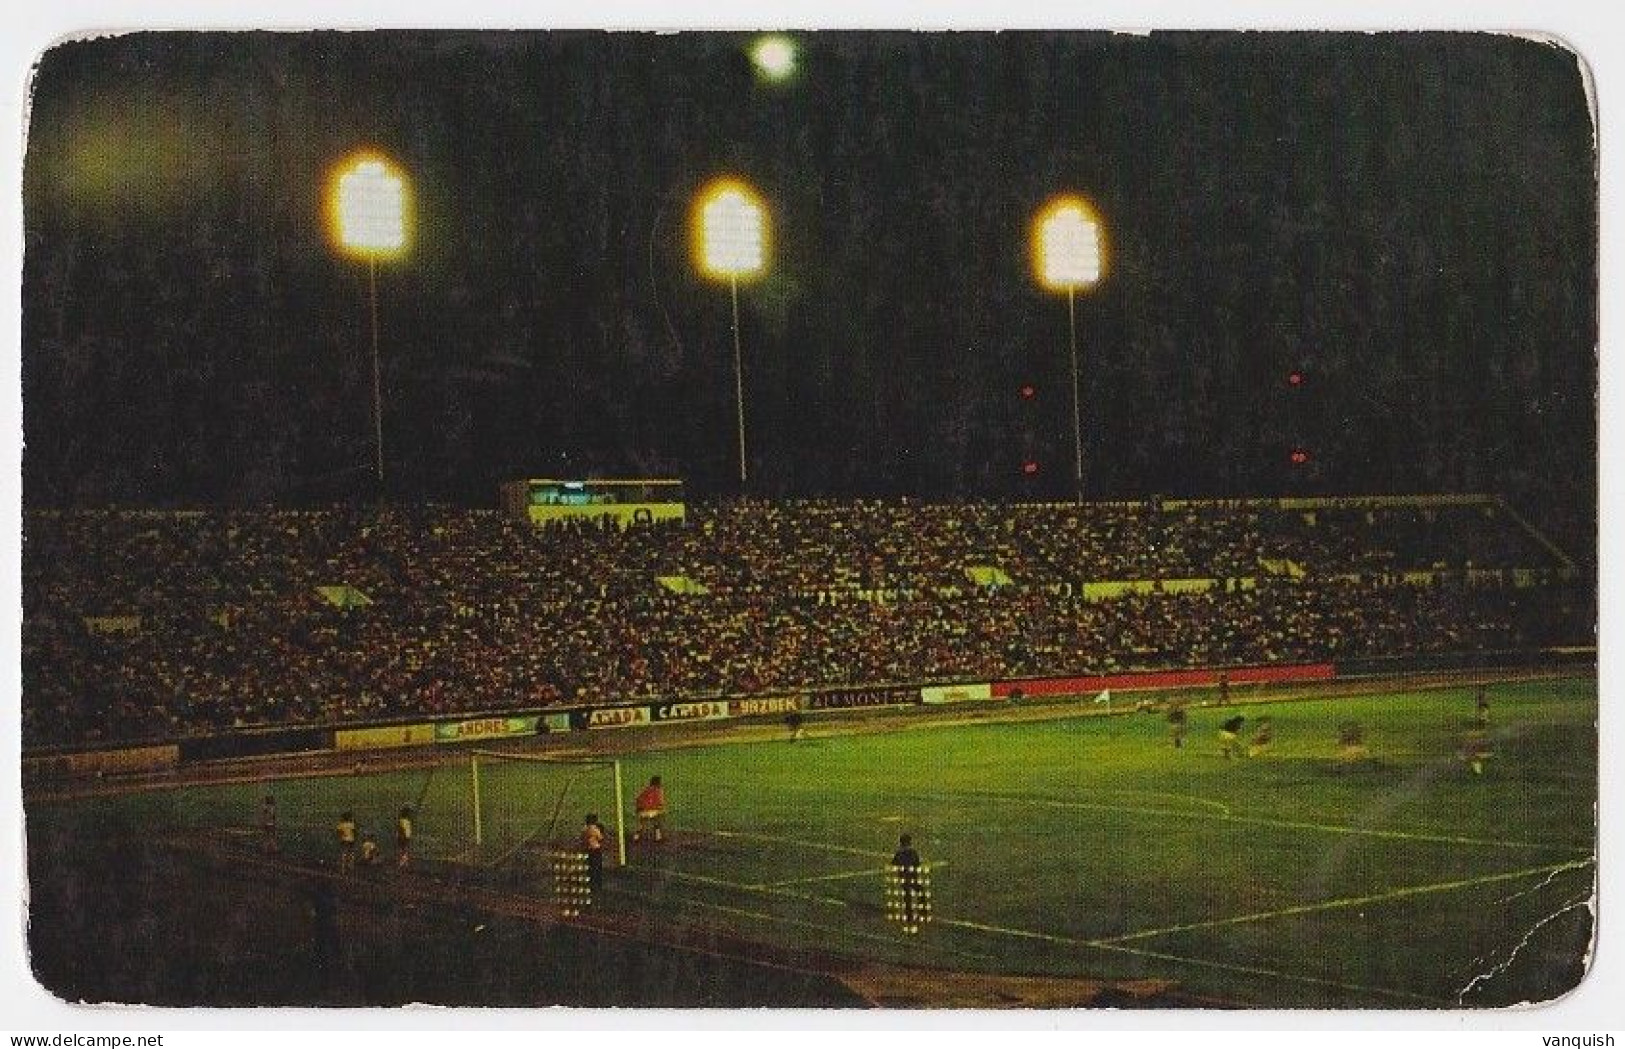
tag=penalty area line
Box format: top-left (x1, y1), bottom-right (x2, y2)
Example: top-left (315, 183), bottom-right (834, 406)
top-left (937, 916), bottom-right (1438, 1006)
top-left (759, 861), bottom-right (952, 889)
top-left (1095, 790), bottom-right (1234, 817)
top-left (652, 866), bottom-right (849, 909)
top-left (695, 827), bottom-right (891, 859)
top-left (614, 888), bottom-right (1000, 964)
top-left (1098, 858), bottom-right (1596, 945)
top-left (630, 847), bottom-right (1437, 1003)
top-left (614, 875), bottom-right (1003, 968)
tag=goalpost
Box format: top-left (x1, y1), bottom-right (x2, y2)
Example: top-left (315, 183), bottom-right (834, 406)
top-left (468, 750), bottom-right (627, 867)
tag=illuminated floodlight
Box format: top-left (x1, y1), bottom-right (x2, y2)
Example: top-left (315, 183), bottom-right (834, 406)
top-left (324, 150), bottom-right (412, 490)
top-left (690, 177), bottom-right (771, 488)
top-left (1033, 196), bottom-right (1103, 291)
top-left (751, 35), bottom-right (798, 81)
top-left (693, 179), bottom-right (767, 280)
top-left (1030, 193), bottom-right (1107, 503)
top-left (328, 153), bottom-right (410, 259)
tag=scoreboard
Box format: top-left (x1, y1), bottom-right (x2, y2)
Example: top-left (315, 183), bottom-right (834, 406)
top-left (500, 478), bottom-right (686, 527)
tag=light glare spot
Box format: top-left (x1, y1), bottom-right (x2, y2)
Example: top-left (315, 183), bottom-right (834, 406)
top-left (752, 36), bottom-right (798, 81)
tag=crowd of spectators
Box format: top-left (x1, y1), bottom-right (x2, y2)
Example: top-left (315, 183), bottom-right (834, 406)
top-left (21, 499), bottom-right (1587, 748)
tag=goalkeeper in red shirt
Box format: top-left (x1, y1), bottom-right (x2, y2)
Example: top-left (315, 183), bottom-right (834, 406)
top-left (634, 775), bottom-right (666, 844)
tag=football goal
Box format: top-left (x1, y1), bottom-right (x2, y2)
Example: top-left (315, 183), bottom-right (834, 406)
top-left (467, 750), bottom-right (627, 868)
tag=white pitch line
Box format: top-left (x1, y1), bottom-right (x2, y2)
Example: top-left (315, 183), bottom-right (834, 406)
top-left (758, 867), bottom-right (891, 889)
top-left (927, 790), bottom-right (1589, 854)
top-left (1099, 859), bottom-right (1595, 944)
top-left (667, 861), bottom-right (1430, 1003)
top-left (759, 861), bottom-right (952, 889)
top-left (655, 865), bottom-right (849, 908)
top-left (1094, 936), bottom-right (1439, 1005)
top-left (702, 827), bottom-right (891, 859)
top-left (1096, 790), bottom-right (1234, 817)
top-left (613, 887), bottom-right (1001, 965)
top-left (643, 833), bottom-right (1442, 1004)
top-left (938, 916), bottom-right (1437, 1005)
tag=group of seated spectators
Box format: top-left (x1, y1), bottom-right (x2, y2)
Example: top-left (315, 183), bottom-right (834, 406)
top-left (20, 498), bottom-right (1588, 748)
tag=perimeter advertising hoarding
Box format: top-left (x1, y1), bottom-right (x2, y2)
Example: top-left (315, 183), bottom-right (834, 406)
top-left (335, 723), bottom-right (437, 751)
top-left (730, 696), bottom-right (801, 717)
top-left (650, 700), bottom-right (731, 723)
top-left (806, 686), bottom-right (917, 711)
top-left (23, 743), bottom-right (180, 778)
top-left (920, 683), bottom-right (997, 705)
top-left (586, 706), bottom-right (652, 729)
top-left (432, 715), bottom-right (542, 743)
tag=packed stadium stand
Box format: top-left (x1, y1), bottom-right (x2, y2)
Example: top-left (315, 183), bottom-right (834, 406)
top-left (21, 498), bottom-right (1589, 748)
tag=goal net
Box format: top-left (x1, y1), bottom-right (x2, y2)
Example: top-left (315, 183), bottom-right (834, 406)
top-left (466, 750), bottom-right (627, 869)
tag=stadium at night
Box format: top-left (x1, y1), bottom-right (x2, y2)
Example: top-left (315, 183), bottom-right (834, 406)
top-left (18, 30), bottom-right (1596, 1010)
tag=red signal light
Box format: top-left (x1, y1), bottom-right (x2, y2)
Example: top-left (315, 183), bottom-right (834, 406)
top-left (1287, 371), bottom-right (1304, 387)
top-left (1019, 384), bottom-right (1037, 400)
top-left (1290, 448), bottom-right (1310, 465)
top-left (1022, 460), bottom-right (1040, 475)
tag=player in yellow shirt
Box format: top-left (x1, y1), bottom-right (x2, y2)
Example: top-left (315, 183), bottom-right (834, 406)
top-left (396, 806), bottom-right (414, 868)
top-left (336, 811), bottom-right (358, 870)
top-left (1459, 729), bottom-right (1493, 776)
top-left (1247, 717), bottom-right (1274, 758)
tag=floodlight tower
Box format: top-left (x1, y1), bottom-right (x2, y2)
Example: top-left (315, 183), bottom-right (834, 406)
top-left (327, 152), bottom-right (411, 489)
top-left (692, 178), bottom-right (768, 488)
top-left (1032, 196), bottom-right (1104, 502)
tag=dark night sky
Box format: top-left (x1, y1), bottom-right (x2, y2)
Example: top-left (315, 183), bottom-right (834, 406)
top-left (20, 31), bottom-right (1596, 513)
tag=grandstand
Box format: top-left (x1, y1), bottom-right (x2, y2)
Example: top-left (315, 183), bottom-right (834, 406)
top-left (21, 494), bottom-right (1588, 751)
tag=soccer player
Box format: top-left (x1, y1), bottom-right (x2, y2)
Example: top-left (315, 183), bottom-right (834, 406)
top-left (1247, 717), bottom-right (1274, 758)
top-left (1459, 729), bottom-right (1493, 776)
top-left (1166, 702), bottom-right (1188, 748)
top-left (785, 710), bottom-right (806, 743)
top-left (581, 813), bottom-right (606, 903)
top-left (336, 811), bottom-right (358, 871)
top-left (396, 806), bottom-right (414, 868)
top-left (1475, 684), bottom-right (1490, 727)
top-left (359, 833), bottom-right (381, 866)
top-left (890, 834), bottom-right (926, 934)
top-left (633, 776), bottom-right (666, 844)
top-left (260, 794), bottom-right (280, 855)
top-left (1337, 720), bottom-right (1369, 764)
top-left (1217, 671), bottom-right (1231, 707)
top-left (1219, 714), bottom-right (1246, 759)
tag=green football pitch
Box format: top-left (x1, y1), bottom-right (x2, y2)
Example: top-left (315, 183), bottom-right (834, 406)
top-left (25, 675), bottom-right (1597, 1008)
